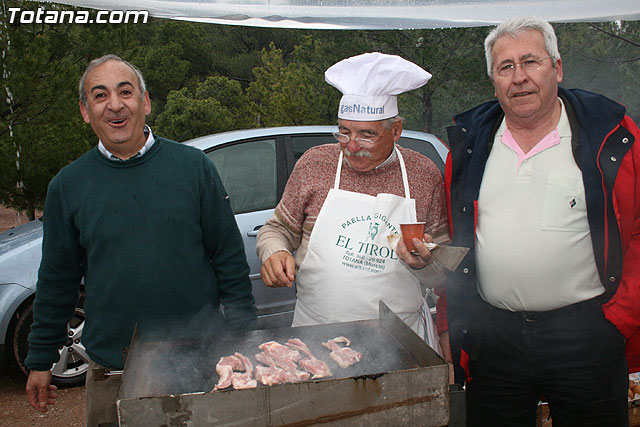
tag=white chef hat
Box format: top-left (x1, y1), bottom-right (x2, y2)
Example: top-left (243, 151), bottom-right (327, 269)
top-left (325, 52), bottom-right (432, 121)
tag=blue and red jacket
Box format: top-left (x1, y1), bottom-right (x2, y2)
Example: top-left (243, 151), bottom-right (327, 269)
top-left (438, 87), bottom-right (640, 385)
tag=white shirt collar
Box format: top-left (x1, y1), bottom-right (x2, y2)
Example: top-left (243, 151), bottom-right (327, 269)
top-left (98, 125), bottom-right (155, 161)
top-left (376, 144), bottom-right (397, 169)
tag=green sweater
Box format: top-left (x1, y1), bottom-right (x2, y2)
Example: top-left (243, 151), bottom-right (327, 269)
top-left (25, 137), bottom-right (255, 370)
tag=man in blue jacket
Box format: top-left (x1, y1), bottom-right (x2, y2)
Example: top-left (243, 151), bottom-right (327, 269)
top-left (443, 17), bottom-right (640, 425)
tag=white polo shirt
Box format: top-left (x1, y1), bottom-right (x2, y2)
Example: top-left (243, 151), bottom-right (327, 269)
top-left (476, 99), bottom-right (604, 312)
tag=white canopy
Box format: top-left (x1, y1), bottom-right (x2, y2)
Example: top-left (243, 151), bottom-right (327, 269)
top-left (43, 0), bottom-right (640, 29)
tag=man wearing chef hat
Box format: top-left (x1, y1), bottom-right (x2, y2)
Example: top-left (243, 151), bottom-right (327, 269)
top-left (257, 52), bottom-right (449, 347)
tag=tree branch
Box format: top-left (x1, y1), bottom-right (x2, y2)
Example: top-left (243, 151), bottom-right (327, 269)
top-left (567, 46), bottom-right (640, 64)
top-left (588, 23), bottom-right (640, 48)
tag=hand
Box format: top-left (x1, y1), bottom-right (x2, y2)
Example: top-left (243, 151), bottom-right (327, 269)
top-left (630, 379), bottom-right (640, 399)
top-left (26, 370), bottom-right (57, 413)
top-left (396, 233), bottom-right (435, 269)
top-left (260, 250), bottom-right (296, 288)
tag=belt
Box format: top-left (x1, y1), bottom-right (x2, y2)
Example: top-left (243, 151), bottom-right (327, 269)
top-left (483, 293), bottom-right (606, 323)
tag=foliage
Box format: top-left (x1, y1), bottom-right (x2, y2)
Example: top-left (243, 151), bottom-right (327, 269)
top-left (155, 76), bottom-right (255, 141)
top-left (1, 6), bottom-right (639, 217)
top-left (206, 26), bottom-right (303, 85)
top-left (131, 21), bottom-right (211, 123)
top-left (0, 1), bottom-right (93, 218)
top-left (247, 37), bottom-right (341, 126)
top-left (556, 21), bottom-right (640, 123)
top-left (355, 27), bottom-right (495, 136)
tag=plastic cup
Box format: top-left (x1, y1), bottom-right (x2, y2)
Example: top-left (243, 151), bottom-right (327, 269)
top-left (400, 222), bottom-right (426, 254)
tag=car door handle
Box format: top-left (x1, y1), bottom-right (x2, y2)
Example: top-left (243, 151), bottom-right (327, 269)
top-left (247, 225), bottom-right (263, 237)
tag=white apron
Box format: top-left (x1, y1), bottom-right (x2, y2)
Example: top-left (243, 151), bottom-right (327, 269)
top-left (293, 147), bottom-right (440, 353)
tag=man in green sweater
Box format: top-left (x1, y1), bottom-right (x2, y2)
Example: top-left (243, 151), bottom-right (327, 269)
top-left (24, 54), bottom-right (256, 425)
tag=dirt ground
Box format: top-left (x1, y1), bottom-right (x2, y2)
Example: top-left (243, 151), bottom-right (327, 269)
top-left (1, 206), bottom-right (85, 426)
top-left (0, 205), bottom-right (32, 234)
top-left (0, 358), bottom-right (85, 427)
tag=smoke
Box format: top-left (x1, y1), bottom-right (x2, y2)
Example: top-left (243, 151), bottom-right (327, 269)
top-left (118, 303), bottom-right (442, 404)
top-left (119, 304), bottom-right (256, 398)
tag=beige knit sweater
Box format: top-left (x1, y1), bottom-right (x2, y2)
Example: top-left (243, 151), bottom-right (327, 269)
top-left (256, 143), bottom-right (449, 286)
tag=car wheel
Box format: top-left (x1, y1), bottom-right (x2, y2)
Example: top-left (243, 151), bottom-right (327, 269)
top-left (12, 300), bottom-right (89, 387)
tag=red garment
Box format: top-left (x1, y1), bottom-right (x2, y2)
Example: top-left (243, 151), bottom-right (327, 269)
top-left (603, 115), bottom-right (640, 372)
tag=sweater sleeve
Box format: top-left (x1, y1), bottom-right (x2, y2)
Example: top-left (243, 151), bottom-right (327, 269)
top-left (256, 152), bottom-right (315, 263)
top-left (256, 209), bottom-right (301, 262)
top-left (25, 175), bottom-right (84, 371)
top-left (422, 163), bottom-right (450, 244)
top-left (199, 154), bottom-right (256, 325)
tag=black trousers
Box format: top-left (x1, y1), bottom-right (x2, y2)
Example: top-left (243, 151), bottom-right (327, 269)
top-left (466, 296), bottom-right (629, 427)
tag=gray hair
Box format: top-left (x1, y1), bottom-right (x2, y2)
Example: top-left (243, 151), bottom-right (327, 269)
top-left (484, 16), bottom-right (561, 78)
top-left (382, 115), bottom-right (403, 129)
top-left (78, 54), bottom-right (147, 107)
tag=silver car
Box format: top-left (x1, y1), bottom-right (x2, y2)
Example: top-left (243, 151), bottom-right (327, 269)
top-left (0, 125), bottom-right (448, 386)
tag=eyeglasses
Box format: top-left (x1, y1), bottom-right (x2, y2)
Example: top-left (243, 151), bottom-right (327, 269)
top-left (332, 131), bottom-right (384, 148)
top-left (494, 56), bottom-right (552, 78)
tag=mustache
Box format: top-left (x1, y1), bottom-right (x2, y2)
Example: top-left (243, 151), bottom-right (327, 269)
top-left (344, 148), bottom-right (371, 158)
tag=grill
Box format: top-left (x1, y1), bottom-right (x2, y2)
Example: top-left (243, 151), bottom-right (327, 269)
top-left (116, 302), bottom-right (450, 426)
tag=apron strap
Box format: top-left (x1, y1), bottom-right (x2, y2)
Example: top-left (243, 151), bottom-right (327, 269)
top-left (334, 146), bottom-right (411, 199)
top-left (395, 148), bottom-right (411, 199)
top-left (334, 151), bottom-right (343, 189)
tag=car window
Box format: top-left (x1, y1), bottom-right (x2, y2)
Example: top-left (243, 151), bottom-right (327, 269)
top-left (206, 139), bottom-right (278, 214)
top-left (291, 135), bottom-right (335, 163)
top-left (397, 136), bottom-right (445, 174)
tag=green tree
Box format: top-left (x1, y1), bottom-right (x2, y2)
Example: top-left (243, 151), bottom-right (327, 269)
top-left (133, 20), bottom-right (211, 123)
top-left (208, 26), bottom-right (305, 85)
top-left (556, 21), bottom-right (640, 121)
top-left (247, 37), bottom-right (341, 126)
top-left (155, 75), bottom-right (255, 141)
top-left (135, 22), bottom-right (309, 124)
top-left (3, 12), bottom-right (639, 219)
top-left (0, 2), bottom-right (93, 218)
top-left (356, 27), bottom-right (494, 137)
